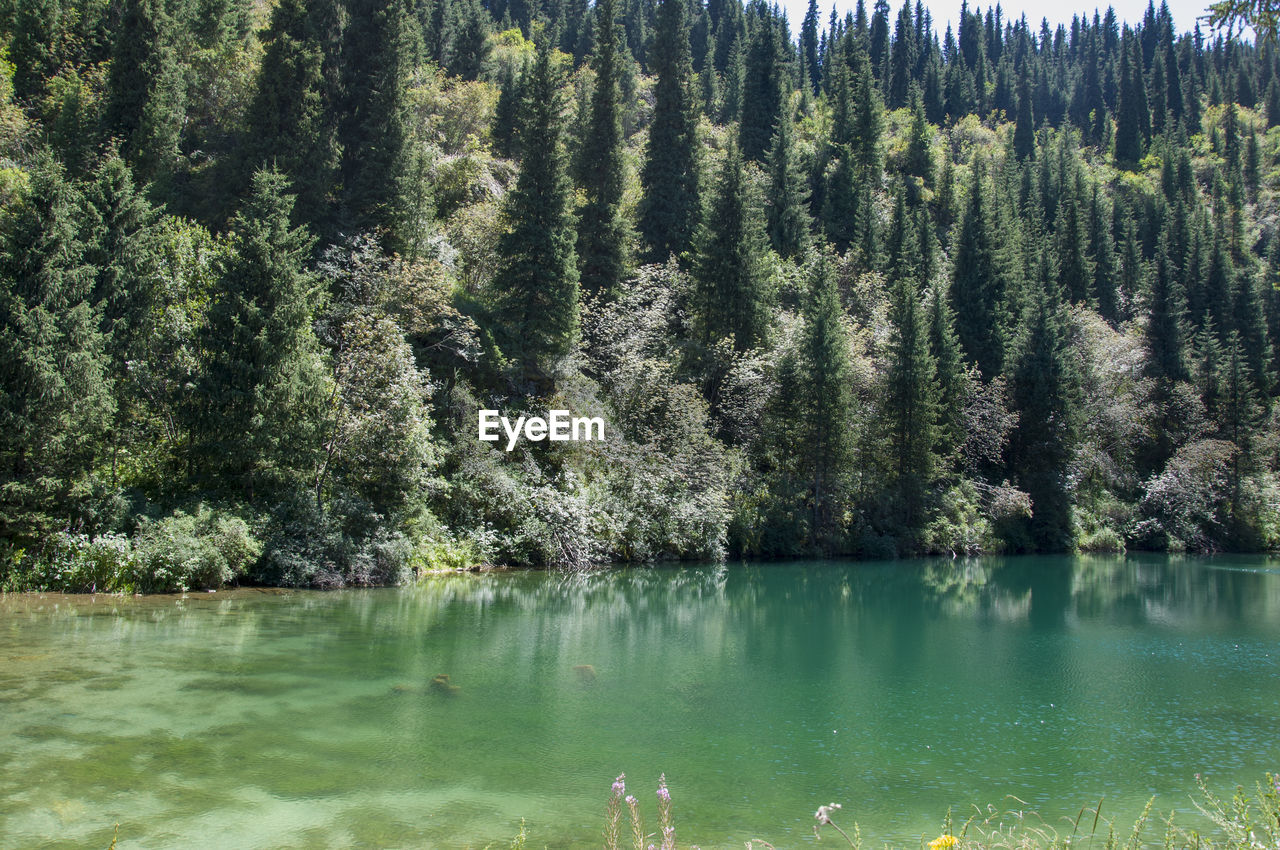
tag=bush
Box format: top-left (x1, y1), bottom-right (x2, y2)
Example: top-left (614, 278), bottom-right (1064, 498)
top-left (130, 507), bottom-right (262, 593)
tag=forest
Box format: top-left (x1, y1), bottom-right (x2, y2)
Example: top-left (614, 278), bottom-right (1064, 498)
top-left (1, 0), bottom-right (1278, 591)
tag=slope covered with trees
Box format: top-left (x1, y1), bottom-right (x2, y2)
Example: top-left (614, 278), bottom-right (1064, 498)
top-left (2, 0), bottom-right (1279, 590)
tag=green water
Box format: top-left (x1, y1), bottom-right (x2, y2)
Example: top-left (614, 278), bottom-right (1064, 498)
top-left (2, 556), bottom-right (1280, 849)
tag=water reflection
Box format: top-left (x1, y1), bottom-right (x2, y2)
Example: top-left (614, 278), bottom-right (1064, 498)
top-left (1, 555), bottom-right (1278, 850)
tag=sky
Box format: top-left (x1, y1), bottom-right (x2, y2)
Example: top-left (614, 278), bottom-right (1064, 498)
top-left (775, 0), bottom-right (1216, 41)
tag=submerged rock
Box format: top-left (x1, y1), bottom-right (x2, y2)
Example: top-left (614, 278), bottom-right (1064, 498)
top-left (573, 664), bottom-right (597, 683)
top-left (429, 674), bottom-right (461, 696)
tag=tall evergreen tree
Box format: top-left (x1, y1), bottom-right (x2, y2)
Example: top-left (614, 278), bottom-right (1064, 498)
top-left (0, 153), bottom-right (113, 540)
top-left (739, 8), bottom-right (786, 163)
top-left (576, 0), bottom-right (632, 295)
top-left (1006, 272), bottom-right (1078, 550)
top-left (196, 170), bottom-right (326, 499)
top-left (766, 105), bottom-right (812, 259)
top-left (492, 42), bottom-right (581, 387)
top-left (950, 157), bottom-right (1008, 377)
top-left (639, 0), bottom-right (700, 262)
top-left (692, 142), bottom-right (771, 352)
top-left (337, 0), bottom-right (417, 248)
top-left (100, 0), bottom-right (184, 183)
top-left (243, 0), bottom-right (341, 230)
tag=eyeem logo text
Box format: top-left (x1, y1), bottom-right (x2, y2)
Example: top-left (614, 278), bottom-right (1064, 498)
top-left (478, 410), bottom-right (606, 451)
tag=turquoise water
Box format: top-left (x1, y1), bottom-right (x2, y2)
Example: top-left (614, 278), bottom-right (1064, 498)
top-left (2, 555), bottom-right (1279, 849)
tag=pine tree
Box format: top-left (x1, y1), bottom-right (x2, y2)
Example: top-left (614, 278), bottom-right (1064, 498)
top-left (576, 0), bottom-right (632, 295)
top-left (243, 0), bottom-right (340, 230)
top-left (884, 218), bottom-right (941, 525)
top-left (1146, 232), bottom-right (1189, 386)
top-left (950, 157), bottom-right (1008, 377)
top-left (739, 8), bottom-right (785, 163)
top-left (639, 0), bottom-right (700, 262)
top-left (801, 0), bottom-right (821, 93)
top-left (902, 88), bottom-right (933, 204)
top-left (1088, 184), bottom-right (1121, 324)
top-left (887, 0), bottom-right (916, 108)
top-left (927, 282), bottom-right (966, 458)
top-left (492, 42), bottom-right (580, 387)
top-left (1231, 269), bottom-right (1273, 400)
top-left (0, 152), bottom-right (113, 540)
top-left (1013, 66), bottom-right (1035, 160)
top-left (823, 146), bottom-right (858, 254)
top-left (447, 0), bottom-right (492, 80)
top-left (492, 59), bottom-right (527, 159)
top-left (196, 170), bottom-right (326, 498)
top-left (337, 0), bottom-right (416, 248)
top-left (1115, 34), bottom-right (1145, 166)
top-left (692, 142), bottom-right (770, 352)
top-left (796, 253), bottom-right (855, 540)
top-left (100, 0), bottom-right (184, 183)
top-left (766, 105), bottom-right (812, 259)
top-left (852, 52), bottom-right (885, 181)
top-left (1006, 272), bottom-right (1078, 550)
top-left (1054, 172), bottom-right (1093, 304)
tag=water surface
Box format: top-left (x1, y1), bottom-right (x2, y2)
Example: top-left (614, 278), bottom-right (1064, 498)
top-left (2, 555), bottom-right (1279, 848)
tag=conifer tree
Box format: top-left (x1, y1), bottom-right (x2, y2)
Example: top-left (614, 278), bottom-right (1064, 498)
top-left (692, 142), bottom-right (770, 352)
top-left (739, 8), bottom-right (785, 163)
top-left (1013, 68), bottom-right (1035, 160)
top-left (337, 0), bottom-right (416, 248)
top-left (927, 282), bottom-right (966, 458)
top-left (1115, 34), bottom-right (1145, 166)
top-left (243, 0), bottom-right (340, 229)
top-left (492, 59), bottom-right (527, 160)
top-left (640, 0), bottom-right (700, 261)
top-left (101, 0), bottom-right (184, 183)
top-left (1088, 185), bottom-right (1121, 324)
top-left (801, 0), bottom-right (822, 93)
top-left (1054, 173), bottom-right (1093, 304)
top-left (1006, 272), bottom-right (1078, 550)
top-left (447, 0), bottom-right (492, 80)
top-left (576, 0), bottom-right (632, 295)
top-left (884, 208), bottom-right (941, 524)
top-left (196, 170), bottom-right (326, 498)
top-left (823, 146), bottom-right (859, 254)
top-left (766, 105), bottom-right (812, 259)
top-left (902, 88), bottom-right (933, 204)
top-left (950, 157), bottom-right (1008, 377)
top-left (1231, 270), bottom-right (1273, 400)
top-left (795, 253), bottom-right (855, 540)
top-left (0, 152), bottom-right (113, 540)
top-left (492, 41), bottom-right (580, 387)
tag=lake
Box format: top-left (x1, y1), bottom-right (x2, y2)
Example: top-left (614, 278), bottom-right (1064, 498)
top-left (2, 555), bottom-right (1279, 849)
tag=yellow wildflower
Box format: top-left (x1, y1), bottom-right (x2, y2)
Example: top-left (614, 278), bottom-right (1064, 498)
top-left (929, 835), bottom-right (959, 850)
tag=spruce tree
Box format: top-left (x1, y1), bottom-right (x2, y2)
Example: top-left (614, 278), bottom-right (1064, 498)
top-left (492, 41), bottom-right (580, 387)
top-left (823, 146), bottom-right (858, 254)
top-left (884, 223), bottom-right (941, 526)
top-left (100, 0), bottom-right (184, 183)
top-left (576, 0), bottom-right (632, 295)
top-left (766, 105), bottom-right (812, 259)
top-left (337, 0), bottom-right (416, 248)
top-left (927, 282), bottom-right (966, 459)
top-left (950, 157), bottom-right (1008, 377)
top-left (1013, 67), bottom-right (1035, 160)
top-left (801, 0), bottom-right (821, 93)
top-left (1115, 34), bottom-right (1145, 166)
top-left (1088, 185), bottom-right (1121, 324)
top-left (692, 142), bottom-right (771, 352)
top-left (0, 152), bottom-right (113, 540)
top-left (796, 253), bottom-right (855, 540)
top-left (1054, 173), bottom-right (1093, 304)
top-left (639, 0), bottom-right (700, 262)
top-left (196, 170), bottom-right (326, 499)
top-left (243, 0), bottom-right (340, 230)
top-left (1006, 272), bottom-right (1078, 550)
top-left (739, 8), bottom-right (785, 163)
top-left (902, 88), bottom-right (933, 204)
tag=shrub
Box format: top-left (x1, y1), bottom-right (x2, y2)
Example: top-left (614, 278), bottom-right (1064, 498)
top-left (130, 507), bottom-right (261, 592)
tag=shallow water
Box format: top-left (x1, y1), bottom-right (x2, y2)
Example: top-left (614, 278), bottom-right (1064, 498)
top-left (2, 555), bottom-right (1279, 849)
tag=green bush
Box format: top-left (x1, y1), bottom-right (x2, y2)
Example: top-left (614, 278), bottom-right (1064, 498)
top-left (131, 507), bottom-right (262, 593)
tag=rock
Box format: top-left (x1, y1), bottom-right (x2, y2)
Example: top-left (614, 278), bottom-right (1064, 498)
top-left (429, 674), bottom-right (461, 696)
top-left (573, 664), bottom-right (597, 683)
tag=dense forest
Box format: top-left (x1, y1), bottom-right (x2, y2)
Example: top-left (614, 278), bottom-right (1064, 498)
top-left (1, 0), bottom-right (1278, 591)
